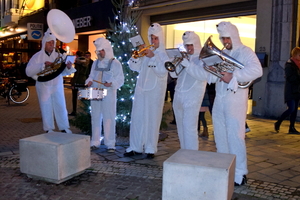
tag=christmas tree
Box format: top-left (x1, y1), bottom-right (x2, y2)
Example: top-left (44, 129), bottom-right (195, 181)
top-left (70, 0), bottom-right (141, 137)
top-left (107, 0), bottom-right (142, 137)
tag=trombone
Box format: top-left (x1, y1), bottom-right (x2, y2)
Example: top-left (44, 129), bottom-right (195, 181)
top-left (132, 45), bottom-right (154, 58)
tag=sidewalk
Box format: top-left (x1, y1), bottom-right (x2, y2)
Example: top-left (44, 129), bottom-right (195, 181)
top-left (1, 85), bottom-right (300, 199)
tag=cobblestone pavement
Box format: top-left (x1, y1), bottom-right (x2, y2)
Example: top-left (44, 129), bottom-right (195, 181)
top-left (1, 86), bottom-right (300, 199)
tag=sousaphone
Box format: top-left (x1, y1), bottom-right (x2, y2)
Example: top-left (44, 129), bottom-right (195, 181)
top-left (37, 9), bottom-right (75, 82)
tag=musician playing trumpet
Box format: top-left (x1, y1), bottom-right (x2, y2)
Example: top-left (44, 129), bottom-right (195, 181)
top-left (170, 31), bottom-right (209, 150)
top-left (124, 23), bottom-right (169, 159)
top-left (26, 29), bottom-right (75, 134)
top-left (209, 21), bottom-right (262, 186)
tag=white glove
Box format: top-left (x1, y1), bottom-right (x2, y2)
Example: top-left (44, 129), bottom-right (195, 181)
top-left (227, 76), bottom-right (238, 93)
top-left (181, 58), bottom-right (190, 68)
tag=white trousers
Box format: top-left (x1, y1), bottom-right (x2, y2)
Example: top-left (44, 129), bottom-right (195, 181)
top-left (90, 90), bottom-right (116, 149)
top-left (212, 93), bottom-right (248, 184)
top-left (36, 83), bottom-right (70, 131)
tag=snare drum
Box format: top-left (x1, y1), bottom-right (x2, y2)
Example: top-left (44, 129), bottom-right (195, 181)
top-left (78, 87), bottom-right (107, 100)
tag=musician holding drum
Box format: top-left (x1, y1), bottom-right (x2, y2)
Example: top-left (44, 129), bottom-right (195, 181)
top-left (26, 28), bottom-right (75, 134)
top-left (85, 38), bottom-right (124, 152)
top-left (124, 23), bottom-right (169, 159)
top-left (207, 21), bottom-right (262, 186)
top-left (169, 31), bottom-right (208, 150)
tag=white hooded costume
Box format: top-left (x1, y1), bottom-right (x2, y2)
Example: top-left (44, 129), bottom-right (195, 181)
top-left (126, 23), bottom-right (169, 154)
top-left (171, 31), bottom-right (208, 150)
top-left (85, 38), bottom-right (124, 149)
top-left (210, 21), bottom-right (263, 184)
top-left (26, 29), bottom-right (76, 132)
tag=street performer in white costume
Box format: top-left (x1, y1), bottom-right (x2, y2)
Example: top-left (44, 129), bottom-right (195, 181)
top-left (86, 38), bottom-right (124, 152)
top-left (171, 31), bottom-right (208, 150)
top-left (26, 29), bottom-right (75, 133)
top-left (124, 23), bottom-right (169, 158)
top-left (209, 21), bottom-right (262, 186)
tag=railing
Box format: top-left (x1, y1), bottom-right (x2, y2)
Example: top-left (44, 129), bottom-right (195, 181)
top-left (132, 0), bottom-right (173, 7)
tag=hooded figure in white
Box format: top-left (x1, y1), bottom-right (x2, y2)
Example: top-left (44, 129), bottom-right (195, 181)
top-left (210, 21), bottom-right (262, 185)
top-left (171, 31), bottom-right (208, 150)
top-left (26, 29), bottom-right (76, 133)
top-left (125, 23), bottom-right (169, 157)
top-left (86, 37), bottom-right (124, 150)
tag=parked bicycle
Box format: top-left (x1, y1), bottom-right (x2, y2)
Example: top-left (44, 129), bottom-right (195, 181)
top-left (0, 77), bottom-right (30, 104)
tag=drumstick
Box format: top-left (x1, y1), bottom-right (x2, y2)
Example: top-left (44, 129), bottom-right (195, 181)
top-left (93, 79), bottom-right (104, 84)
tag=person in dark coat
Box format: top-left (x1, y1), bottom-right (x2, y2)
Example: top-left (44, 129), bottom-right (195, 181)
top-left (85, 51), bottom-right (94, 74)
top-left (275, 47), bottom-right (300, 134)
top-left (69, 51), bottom-right (89, 116)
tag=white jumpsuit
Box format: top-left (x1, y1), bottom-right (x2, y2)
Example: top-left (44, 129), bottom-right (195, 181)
top-left (126, 23), bottom-right (169, 154)
top-left (211, 22), bottom-right (263, 184)
top-left (86, 38), bottom-right (124, 149)
top-left (171, 31), bottom-right (208, 150)
top-left (26, 30), bottom-right (75, 132)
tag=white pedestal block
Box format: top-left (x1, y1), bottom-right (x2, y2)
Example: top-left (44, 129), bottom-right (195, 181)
top-left (20, 132), bottom-right (91, 184)
top-left (163, 149), bottom-right (236, 200)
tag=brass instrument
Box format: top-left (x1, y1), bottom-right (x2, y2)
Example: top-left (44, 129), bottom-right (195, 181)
top-left (37, 48), bottom-right (63, 76)
top-left (165, 51), bottom-right (189, 76)
top-left (132, 45), bottom-right (154, 59)
top-left (36, 9), bottom-right (75, 82)
top-left (199, 36), bottom-right (252, 89)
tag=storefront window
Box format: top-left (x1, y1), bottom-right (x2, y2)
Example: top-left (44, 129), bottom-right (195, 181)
top-left (162, 15), bottom-right (256, 51)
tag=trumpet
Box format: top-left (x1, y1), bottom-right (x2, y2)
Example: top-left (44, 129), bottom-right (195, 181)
top-left (165, 51), bottom-right (189, 75)
top-left (132, 45), bottom-right (154, 59)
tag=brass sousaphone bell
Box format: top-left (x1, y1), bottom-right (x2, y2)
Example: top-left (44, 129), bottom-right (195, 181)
top-left (36, 9), bottom-right (75, 82)
top-left (199, 36), bottom-right (252, 89)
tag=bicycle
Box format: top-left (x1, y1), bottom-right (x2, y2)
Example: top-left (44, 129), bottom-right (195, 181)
top-left (0, 77), bottom-right (30, 105)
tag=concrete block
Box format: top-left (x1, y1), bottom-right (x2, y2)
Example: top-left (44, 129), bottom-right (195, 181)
top-left (162, 149), bottom-right (236, 200)
top-left (20, 132), bottom-right (91, 184)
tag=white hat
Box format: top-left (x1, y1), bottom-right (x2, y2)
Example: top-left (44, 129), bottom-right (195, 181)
top-left (216, 21), bottom-right (242, 50)
top-left (147, 23), bottom-right (165, 50)
top-left (182, 31), bottom-right (202, 55)
top-left (93, 37), bottom-right (114, 59)
top-left (42, 28), bottom-right (56, 50)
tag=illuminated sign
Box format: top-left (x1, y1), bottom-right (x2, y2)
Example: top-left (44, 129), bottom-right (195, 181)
top-left (25, 0), bottom-right (35, 9)
top-left (27, 23), bottom-right (43, 40)
top-left (72, 16), bottom-right (92, 29)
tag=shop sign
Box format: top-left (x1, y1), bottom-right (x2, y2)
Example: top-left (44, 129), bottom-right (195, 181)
top-left (27, 23), bottom-right (43, 40)
top-left (72, 16), bottom-right (92, 29)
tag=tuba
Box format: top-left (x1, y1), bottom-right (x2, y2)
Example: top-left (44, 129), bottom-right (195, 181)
top-left (165, 50), bottom-right (189, 76)
top-left (36, 9), bottom-right (75, 82)
top-left (199, 36), bottom-right (252, 89)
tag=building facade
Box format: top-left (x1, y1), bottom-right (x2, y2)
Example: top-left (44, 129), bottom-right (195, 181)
top-left (0, 0), bottom-right (299, 120)
top-left (133, 0), bottom-right (299, 119)
top-left (0, 0), bottom-right (114, 73)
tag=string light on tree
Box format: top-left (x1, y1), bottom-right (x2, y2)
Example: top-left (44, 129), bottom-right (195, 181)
top-left (70, 0), bottom-right (141, 136)
top-left (106, 0), bottom-right (142, 136)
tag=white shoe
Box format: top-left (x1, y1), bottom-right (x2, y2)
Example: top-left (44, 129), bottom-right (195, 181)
top-left (46, 129), bottom-right (54, 133)
top-left (90, 141), bottom-right (100, 148)
top-left (62, 128), bottom-right (72, 134)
